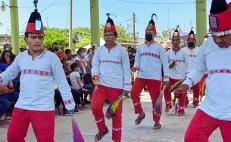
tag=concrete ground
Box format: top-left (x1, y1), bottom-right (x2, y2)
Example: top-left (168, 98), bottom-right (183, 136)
top-left (0, 91), bottom-right (222, 142)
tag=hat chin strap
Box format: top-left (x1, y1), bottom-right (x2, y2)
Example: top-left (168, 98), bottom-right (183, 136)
top-left (211, 29), bottom-right (231, 36)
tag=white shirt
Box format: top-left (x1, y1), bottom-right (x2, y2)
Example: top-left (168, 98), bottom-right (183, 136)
top-left (166, 48), bottom-right (189, 80)
top-left (91, 44), bottom-right (131, 91)
top-left (134, 42), bottom-right (169, 81)
top-left (184, 37), bottom-right (231, 121)
top-left (70, 71), bottom-right (81, 90)
top-left (0, 50), bottom-right (75, 111)
top-left (183, 46), bottom-right (199, 72)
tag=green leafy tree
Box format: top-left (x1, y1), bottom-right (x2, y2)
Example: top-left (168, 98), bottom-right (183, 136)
top-left (162, 28), bottom-right (175, 39)
top-left (19, 26), bottom-right (135, 50)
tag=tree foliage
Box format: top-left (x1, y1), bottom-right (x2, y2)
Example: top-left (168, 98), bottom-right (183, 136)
top-left (162, 28), bottom-right (175, 39)
top-left (19, 26), bottom-right (135, 50)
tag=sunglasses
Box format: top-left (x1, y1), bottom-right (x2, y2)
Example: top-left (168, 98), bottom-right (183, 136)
top-left (28, 34), bottom-right (44, 40)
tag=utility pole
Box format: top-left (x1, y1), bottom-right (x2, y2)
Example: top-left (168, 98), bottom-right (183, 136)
top-left (90, 0), bottom-right (100, 47)
top-left (9, 0), bottom-right (19, 54)
top-left (69, 0), bottom-right (73, 52)
top-left (133, 12), bottom-right (136, 46)
top-left (196, 0), bottom-right (207, 45)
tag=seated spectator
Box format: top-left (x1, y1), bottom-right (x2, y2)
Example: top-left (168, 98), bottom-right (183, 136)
top-left (82, 71), bottom-right (94, 102)
top-left (2, 44), bottom-right (15, 60)
top-left (74, 48), bottom-right (88, 78)
top-left (0, 81), bottom-right (19, 121)
top-left (0, 50), bottom-right (20, 93)
top-left (0, 50), bottom-right (15, 71)
top-left (65, 49), bottom-right (75, 73)
top-left (86, 47), bottom-right (94, 70)
top-left (3, 44), bottom-right (12, 52)
top-left (70, 63), bottom-right (88, 106)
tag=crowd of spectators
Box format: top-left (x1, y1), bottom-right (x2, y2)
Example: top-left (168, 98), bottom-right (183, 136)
top-left (0, 43), bottom-right (136, 121)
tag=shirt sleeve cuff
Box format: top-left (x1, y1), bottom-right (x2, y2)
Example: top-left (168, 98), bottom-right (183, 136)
top-left (63, 98), bottom-right (75, 110)
top-left (164, 76), bottom-right (169, 82)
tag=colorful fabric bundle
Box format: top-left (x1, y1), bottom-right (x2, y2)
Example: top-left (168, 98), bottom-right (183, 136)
top-left (70, 112), bottom-right (84, 142)
top-left (153, 93), bottom-right (163, 115)
top-left (200, 81), bottom-right (206, 102)
top-left (105, 93), bottom-right (125, 119)
top-left (170, 80), bottom-right (184, 93)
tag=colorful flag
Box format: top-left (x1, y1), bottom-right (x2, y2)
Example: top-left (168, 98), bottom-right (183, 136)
top-left (200, 81), bottom-right (206, 102)
top-left (105, 93), bottom-right (126, 119)
top-left (170, 80), bottom-right (184, 93)
top-left (153, 93), bottom-right (163, 114)
top-left (70, 112), bottom-right (84, 142)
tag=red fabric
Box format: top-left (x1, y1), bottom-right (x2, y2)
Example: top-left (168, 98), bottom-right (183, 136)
top-left (104, 24), bottom-right (116, 33)
top-left (130, 78), bottom-right (161, 122)
top-left (146, 25), bottom-right (156, 33)
top-left (185, 109), bottom-right (231, 142)
top-left (57, 51), bottom-right (65, 59)
top-left (199, 75), bottom-right (206, 89)
top-left (26, 23), bottom-right (44, 33)
top-left (209, 3), bottom-right (231, 32)
top-left (7, 108), bottom-right (55, 142)
top-left (164, 78), bottom-right (187, 108)
top-left (91, 85), bottom-right (123, 141)
top-left (192, 82), bottom-right (200, 101)
top-left (187, 34), bottom-right (196, 41)
top-left (153, 113), bottom-right (160, 123)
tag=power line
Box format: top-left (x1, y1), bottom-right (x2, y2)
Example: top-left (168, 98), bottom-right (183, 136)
top-left (117, 18), bottom-right (132, 25)
top-left (21, 0), bottom-right (68, 27)
top-left (17, 1), bottom-right (67, 9)
top-left (113, 0), bottom-right (198, 5)
top-left (101, 4), bottom-right (130, 19)
top-left (40, 0), bottom-right (62, 13)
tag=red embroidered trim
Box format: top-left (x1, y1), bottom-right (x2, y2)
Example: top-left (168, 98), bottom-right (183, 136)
top-left (189, 55), bottom-right (196, 58)
top-left (22, 69), bottom-right (52, 76)
top-left (170, 59), bottom-right (185, 63)
top-left (208, 69), bottom-right (231, 75)
top-left (101, 60), bottom-right (122, 64)
top-left (64, 98), bottom-right (75, 105)
top-left (140, 52), bottom-right (160, 59)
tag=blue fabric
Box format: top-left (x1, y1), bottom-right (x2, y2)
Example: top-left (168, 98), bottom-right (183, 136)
top-left (83, 84), bottom-right (93, 94)
top-left (0, 92), bottom-right (18, 117)
top-left (0, 63), bottom-right (9, 72)
top-left (0, 98), bottom-right (11, 117)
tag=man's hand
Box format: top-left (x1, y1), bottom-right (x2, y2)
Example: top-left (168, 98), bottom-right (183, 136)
top-left (82, 88), bottom-right (88, 92)
top-left (164, 81), bottom-right (169, 86)
top-left (92, 75), bottom-right (99, 86)
top-left (0, 85), bottom-right (13, 94)
top-left (131, 67), bottom-right (137, 72)
top-left (175, 84), bottom-right (189, 94)
top-left (123, 90), bottom-right (130, 95)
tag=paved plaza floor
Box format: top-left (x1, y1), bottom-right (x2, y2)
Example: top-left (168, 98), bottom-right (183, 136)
top-left (0, 91), bottom-right (222, 142)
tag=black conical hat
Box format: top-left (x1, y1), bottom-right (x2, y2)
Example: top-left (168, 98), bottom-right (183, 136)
top-left (28, 10), bottom-right (42, 23)
top-left (26, 9), bottom-right (43, 33)
top-left (210, 0), bottom-right (228, 14)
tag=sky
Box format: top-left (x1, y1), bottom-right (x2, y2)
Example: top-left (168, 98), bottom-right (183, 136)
top-left (0, 0), bottom-right (231, 38)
